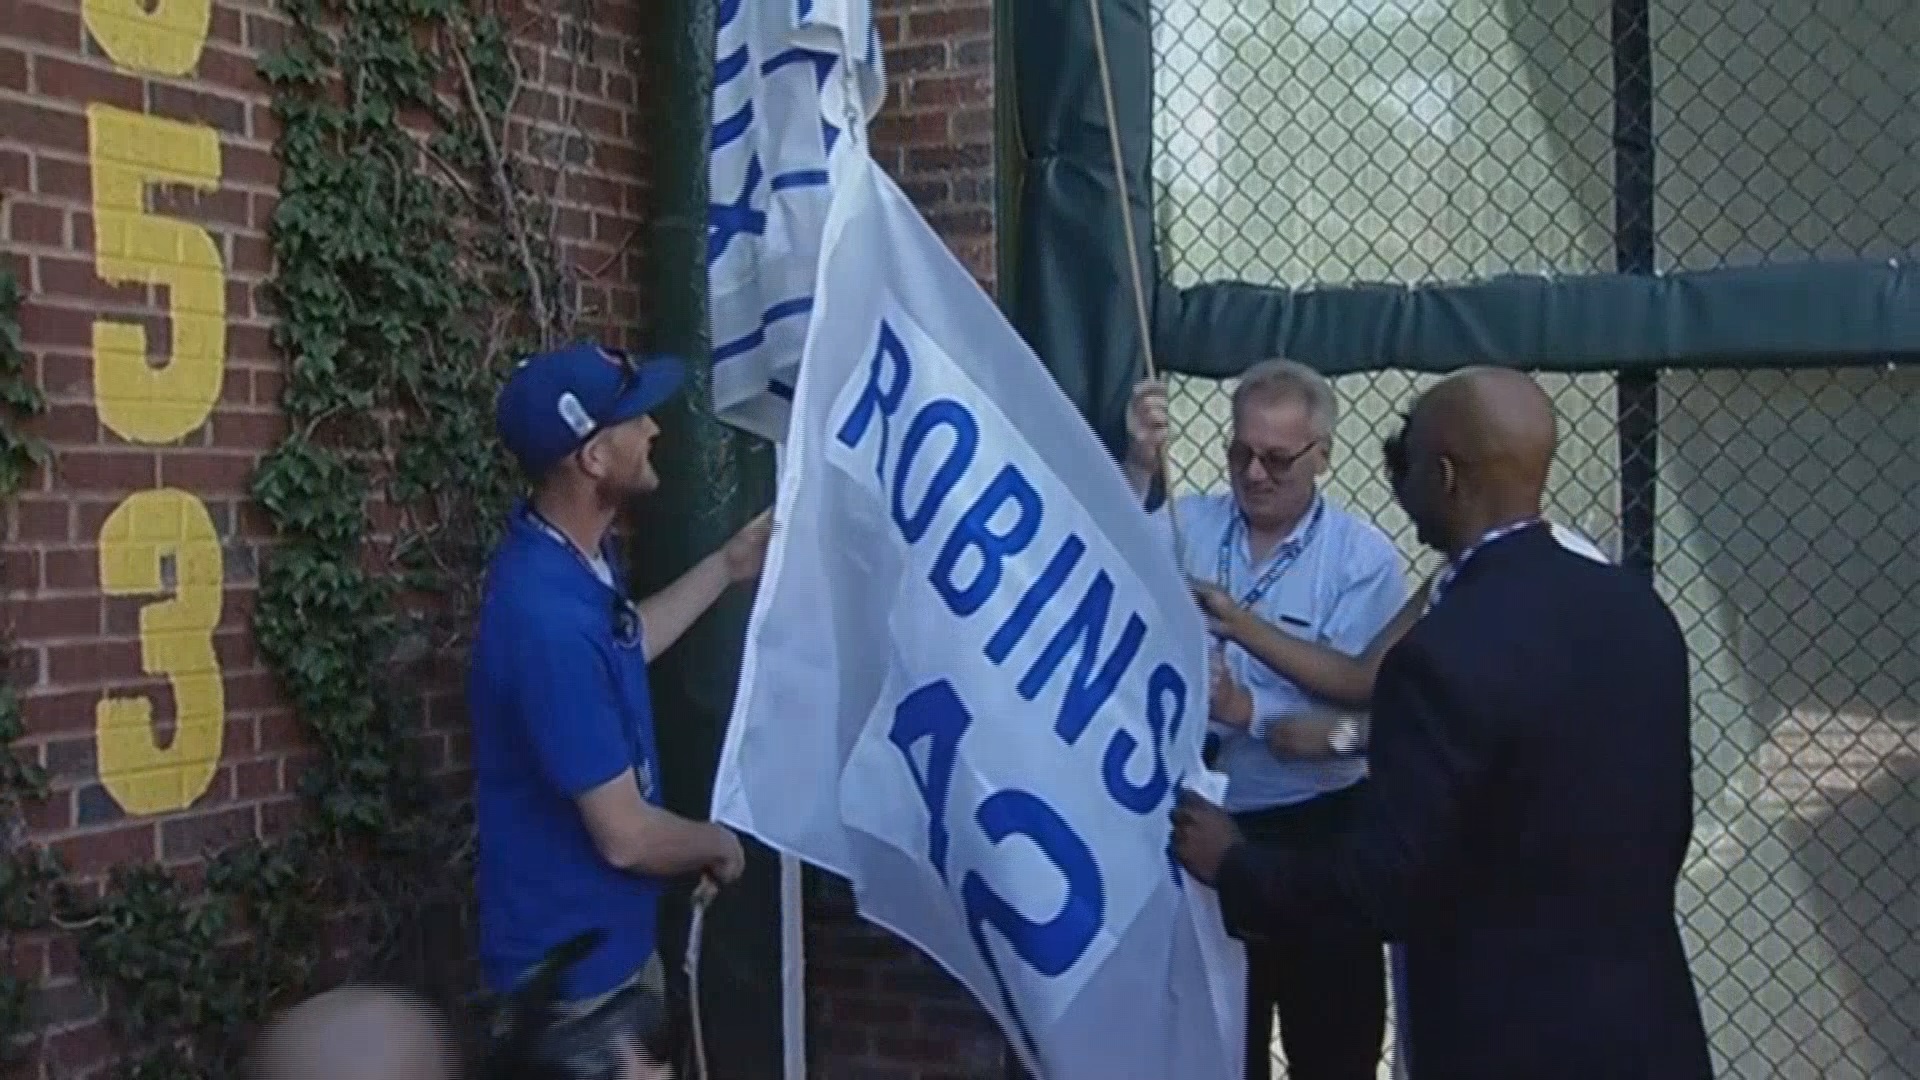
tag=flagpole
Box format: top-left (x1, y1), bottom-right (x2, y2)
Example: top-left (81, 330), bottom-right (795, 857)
top-left (774, 435), bottom-right (807, 1080)
top-left (1084, 0), bottom-right (1184, 554)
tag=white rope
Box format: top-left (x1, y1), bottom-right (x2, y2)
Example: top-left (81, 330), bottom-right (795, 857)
top-left (684, 877), bottom-right (717, 1080)
top-left (1084, 0), bottom-right (1184, 552)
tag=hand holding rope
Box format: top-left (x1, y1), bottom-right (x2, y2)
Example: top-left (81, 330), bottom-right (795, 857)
top-left (683, 875), bottom-right (719, 1080)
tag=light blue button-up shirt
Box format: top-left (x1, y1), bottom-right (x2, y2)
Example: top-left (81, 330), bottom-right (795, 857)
top-left (1149, 490), bottom-right (1409, 814)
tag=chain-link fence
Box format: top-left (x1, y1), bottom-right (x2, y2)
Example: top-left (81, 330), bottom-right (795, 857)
top-left (1149, 1), bottom-right (1919, 1077)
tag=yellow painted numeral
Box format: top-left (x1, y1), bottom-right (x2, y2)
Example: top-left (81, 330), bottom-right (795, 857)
top-left (96, 489), bottom-right (226, 815)
top-left (89, 104), bottom-right (226, 446)
top-left (82, 0), bottom-right (212, 78)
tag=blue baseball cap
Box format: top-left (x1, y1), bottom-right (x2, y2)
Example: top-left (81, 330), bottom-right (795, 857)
top-left (496, 343), bottom-right (687, 480)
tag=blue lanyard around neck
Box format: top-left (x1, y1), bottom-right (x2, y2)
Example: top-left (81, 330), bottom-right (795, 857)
top-left (1428, 517), bottom-right (1542, 610)
top-left (1216, 496), bottom-right (1325, 610)
top-left (526, 507), bottom-right (616, 588)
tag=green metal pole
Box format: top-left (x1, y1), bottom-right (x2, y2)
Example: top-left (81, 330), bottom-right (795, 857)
top-left (634, 1), bottom-right (782, 1075)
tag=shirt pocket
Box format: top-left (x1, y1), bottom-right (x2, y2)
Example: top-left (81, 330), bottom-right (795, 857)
top-left (1271, 608), bottom-right (1321, 643)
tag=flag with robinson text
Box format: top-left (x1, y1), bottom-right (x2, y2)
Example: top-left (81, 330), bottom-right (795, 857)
top-left (710, 157), bottom-right (1244, 1080)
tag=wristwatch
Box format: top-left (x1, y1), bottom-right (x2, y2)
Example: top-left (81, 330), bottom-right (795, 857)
top-left (1327, 718), bottom-right (1364, 755)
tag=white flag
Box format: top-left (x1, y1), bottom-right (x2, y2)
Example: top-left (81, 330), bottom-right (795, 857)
top-left (708, 0), bottom-right (885, 441)
top-left (712, 157), bottom-right (1244, 1080)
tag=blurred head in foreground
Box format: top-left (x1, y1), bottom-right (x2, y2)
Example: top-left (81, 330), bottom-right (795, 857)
top-left (250, 986), bottom-right (457, 1080)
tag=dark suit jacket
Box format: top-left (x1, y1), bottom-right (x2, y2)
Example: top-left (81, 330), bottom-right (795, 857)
top-left (1214, 523), bottom-right (1712, 1079)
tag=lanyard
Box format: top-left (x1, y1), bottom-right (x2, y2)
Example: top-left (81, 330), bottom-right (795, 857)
top-left (526, 509), bottom-right (649, 761)
top-left (1215, 496), bottom-right (1325, 610)
top-left (1428, 517), bottom-right (1542, 610)
top-left (526, 507), bottom-right (616, 590)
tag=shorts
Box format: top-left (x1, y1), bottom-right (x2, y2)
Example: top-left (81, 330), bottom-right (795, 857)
top-left (492, 953), bottom-right (679, 1080)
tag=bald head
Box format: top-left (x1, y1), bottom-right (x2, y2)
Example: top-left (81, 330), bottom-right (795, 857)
top-left (1395, 367), bottom-right (1558, 554)
top-left (250, 987), bottom-right (456, 1080)
top-left (1414, 367), bottom-right (1556, 490)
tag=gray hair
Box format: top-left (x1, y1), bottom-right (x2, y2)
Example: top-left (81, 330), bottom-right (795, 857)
top-left (1231, 358), bottom-right (1337, 441)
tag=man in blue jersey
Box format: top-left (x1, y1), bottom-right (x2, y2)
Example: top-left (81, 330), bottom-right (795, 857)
top-left (470, 343), bottom-right (771, 1080)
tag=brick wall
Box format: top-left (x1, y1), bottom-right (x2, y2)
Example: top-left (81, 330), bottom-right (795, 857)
top-left (803, 3), bottom-right (1008, 1078)
top-left (1, 0), bottom-right (1000, 1075)
top-left (0, 1), bottom-right (653, 1074)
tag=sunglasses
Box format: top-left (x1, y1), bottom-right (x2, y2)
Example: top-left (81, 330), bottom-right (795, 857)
top-left (566, 349), bottom-right (645, 454)
top-left (1225, 438), bottom-right (1319, 477)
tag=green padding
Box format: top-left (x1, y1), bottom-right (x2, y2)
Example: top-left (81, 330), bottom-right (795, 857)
top-left (1006, 0), bottom-right (1160, 457)
top-left (1159, 263), bottom-right (1920, 379)
top-left (1007, 0), bottom-right (1920, 446)
top-left (638, 0), bottom-right (782, 1075)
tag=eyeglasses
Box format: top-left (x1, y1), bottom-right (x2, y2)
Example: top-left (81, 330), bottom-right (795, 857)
top-left (601, 346), bottom-right (641, 399)
top-left (570, 349), bottom-right (641, 452)
top-left (1226, 438), bottom-right (1319, 477)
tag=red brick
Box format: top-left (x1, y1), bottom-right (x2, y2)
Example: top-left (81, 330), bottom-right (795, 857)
top-left (213, 627), bottom-right (258, 669)
top-left (907, 7), bottom-right (992, 40)
top-left (226, 322), bottom-right (273, 362)
top-left (32, 54), bottom-right (143, 110)
top-left (227, 278), bottom-right (254, 319)
top-left (952, 106), bottom-right (994, 142)
top-left (259, 796), bottom-right (303, 838)
top-left (225, 670), bottom-right (278, 713)
top-left (46, 638), bottom-right (141, 685)
top-left (57, 449), bottom-right (158, 490)
top-left (7, 199), bottom-right (65, 247)
top-left (0, 147), bottom-right (28, 194)
top-left (3, 549), bottom-right (41, 591)
top-left (41, 547), bottom-right (95, 590)
top-left (874, 110), bottom-right (951, 147)
top-left (250, 367), bottom-right (285, 407)
top-left (23, 788), bottom-right (73, 833)
top-left (160, 805), bottom-right (257, 861)
top-left (211, 3), bottom-right (246, 46)
top-left (233, 757), bottom-right (280, 798)
top-left (889, 42), bottom-right (949, 74)
top-left (148, 82), bottom-right (249, 136)
top-left (36, 350), bottom-right (94, 400)
top-left (248, 104), bottom-right (282, 146)
top-left (51, 821), bottom-right (156, 877)
top-left (32, 402), bottom-right (103, 445)
top-left (906, 73), bottom-right (991, 108)
top-left (224, 716), bottom-right (259, 757)
top-left (225, 143), bottom-right (281, 192)
top-left (17, 595), bottom-right (102, 639)
top-left (905, 143), bottom-right (992, 174)
top-left (16, 1), bottom-right (84, 51)
top-left (24, 688), bottom-right (98, 739)
top-left (158, 450), bottom-right (254, 491)
top-left (151, 184), bottom-right (252, 231)
top-left (36, 254), bottom-right (141, 305)
top-left (6, 102), bottom-right (88, 163)
top-left (197, 44), bottom-right (265, 95)
top-left (32, 154), bottom-right (90, 200)
top-left (0, 45), bottom-right (25, 92)
top-left (13, 497), bottom-right (72, 543)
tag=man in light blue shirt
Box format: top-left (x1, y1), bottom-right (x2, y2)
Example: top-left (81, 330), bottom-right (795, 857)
top-left (1124, 360), bottom-right (1407, 1080)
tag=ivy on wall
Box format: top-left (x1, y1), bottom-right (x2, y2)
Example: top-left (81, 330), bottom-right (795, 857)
top-left (40, 2), bottom-right (596, 1076)
top-left (0, 261), bottom-right (58, 1062)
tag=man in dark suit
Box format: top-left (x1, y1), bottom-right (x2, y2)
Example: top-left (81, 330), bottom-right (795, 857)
top-left (1173, 368), bottom-right (1713, 1079)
